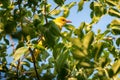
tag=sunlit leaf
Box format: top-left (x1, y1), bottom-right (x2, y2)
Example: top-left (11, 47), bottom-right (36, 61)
top-left (50, 10), bottom-right (61, 15)
top-left (74, 22), bottom-right (85, 38)
top-left (72, 48), bottom-right (86, 59)
top-left (62, 8), bottom-right (70, 18)
top-left (13, 47), bottom-right (29, 62)
top-left (69, 38), bottom-right (82, 48)
top-left (109, 19), bottom-right (120, 35)
top-left (109, 8), bottom-right (120, 18)
top-left (33, 14), bottom-right (39, 20)
top-left (68, 2), bottom-right (76, 9)
top-left (106, 0), bottom-right (117, 6)
top-left (79, 61), bottom-right (94, 68)
top-left (83, 31), bottom-right (94, 49)
top-left (112, 59), bottom-right (120, 74)
top-left (94, 42), bottom-right (104, 61)
top-left (65, 24), bottom-right (75, 31)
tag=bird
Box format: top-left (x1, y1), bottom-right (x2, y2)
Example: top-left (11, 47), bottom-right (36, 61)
top-left (53, 16), bottom-right (72, 30)
top-left (34, 17), bottom-right (72, 57)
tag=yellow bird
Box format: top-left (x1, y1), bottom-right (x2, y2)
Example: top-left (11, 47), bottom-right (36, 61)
top-left (34, 17), bottom-right (71, 58)
top-left (53, 16), bottom-right (72, 30)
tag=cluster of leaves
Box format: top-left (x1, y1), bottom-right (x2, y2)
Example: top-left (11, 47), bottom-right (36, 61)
top-left (0, 0), bottom-right (120, 80)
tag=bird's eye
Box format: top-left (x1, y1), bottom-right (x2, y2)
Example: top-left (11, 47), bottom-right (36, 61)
top-left (62, 19), bottom-right (65, 21)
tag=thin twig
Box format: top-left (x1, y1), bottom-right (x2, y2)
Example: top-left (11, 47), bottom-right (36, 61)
top-left (16, 59), bottom-right (20, 78)
top-left (10, 35), bottom-right (20, 78)
top-left (48, 5), bottom-right (59, 15)
top-left (44, 0), bottom-right (48, 24)
top-left (29, 47), bottom-right (40, 80)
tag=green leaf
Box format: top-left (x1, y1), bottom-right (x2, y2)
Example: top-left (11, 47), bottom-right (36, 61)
top-left (64, 24), bottom-right (75, 31)
top-left (21, 61), bottom-right (30, 68)
top-left (50, 10), bottom-right (61, 15)
top-left (55, 49), bottom-right (69, 73)
top-left (78, 0), bottom-right (84, 12)
top-left (90, 2), bottom-right (94, 10)
top-left (78, 61), bottom-right (94, 68)
top-left (68, 2), bottom-right (76, 9)
top-left (90, 2), bottom-right (106, 17)
top-left (112, 59), bottom-right (120, 74)
top-left (0, 0), bottom-right (10, 8)
top-left (116, 38), bottom-right (120, 46)
top-left (62, 8), bottom-right (70, 18)
top-left (83, 31), bottom-right (94, 49)
top-left (109, 19), bottom-right (120, 35)
top-left (53, 43), bottom-right (64, 59)
top-left (4, 20), bottom-right (17, 34)
top-left (74, 22), bottom-right (85, 38)
top-left (109, 8), bottom-right (120, 18)
top-left (94, 42), bottom-right (104, 61)
top-left (54, 0), bottom-right (65, 6)
top-left (12, 47), bottom-right (29, 63)
top-left (72, 48), bottom-right (86, 59)
top-left (106, 0), bottom-right (117, 6)
top-left (40, 50), bottom-right (49, 61)
top-left (0, 22), bottom-right (4, 33)
top-left (26, 10), bottom-right (32, 17)
top-left (69, 38), bottom-right (82, 48)
top-left (94, 3), bottom-right (103, 17)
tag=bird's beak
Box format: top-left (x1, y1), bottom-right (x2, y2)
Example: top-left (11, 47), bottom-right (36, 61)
top-left (66, 20), bottom-right (72, 23)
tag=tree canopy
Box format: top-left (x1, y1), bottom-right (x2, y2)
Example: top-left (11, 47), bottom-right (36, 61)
top-left (0, 0), bottom-right (120, 80)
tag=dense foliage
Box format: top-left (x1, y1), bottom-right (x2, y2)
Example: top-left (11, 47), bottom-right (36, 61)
top-left (0, 0), bottom-right (120, 80)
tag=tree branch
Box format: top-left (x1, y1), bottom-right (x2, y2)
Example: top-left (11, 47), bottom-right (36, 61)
top-left (29, 48), bottom-right (40, 80)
